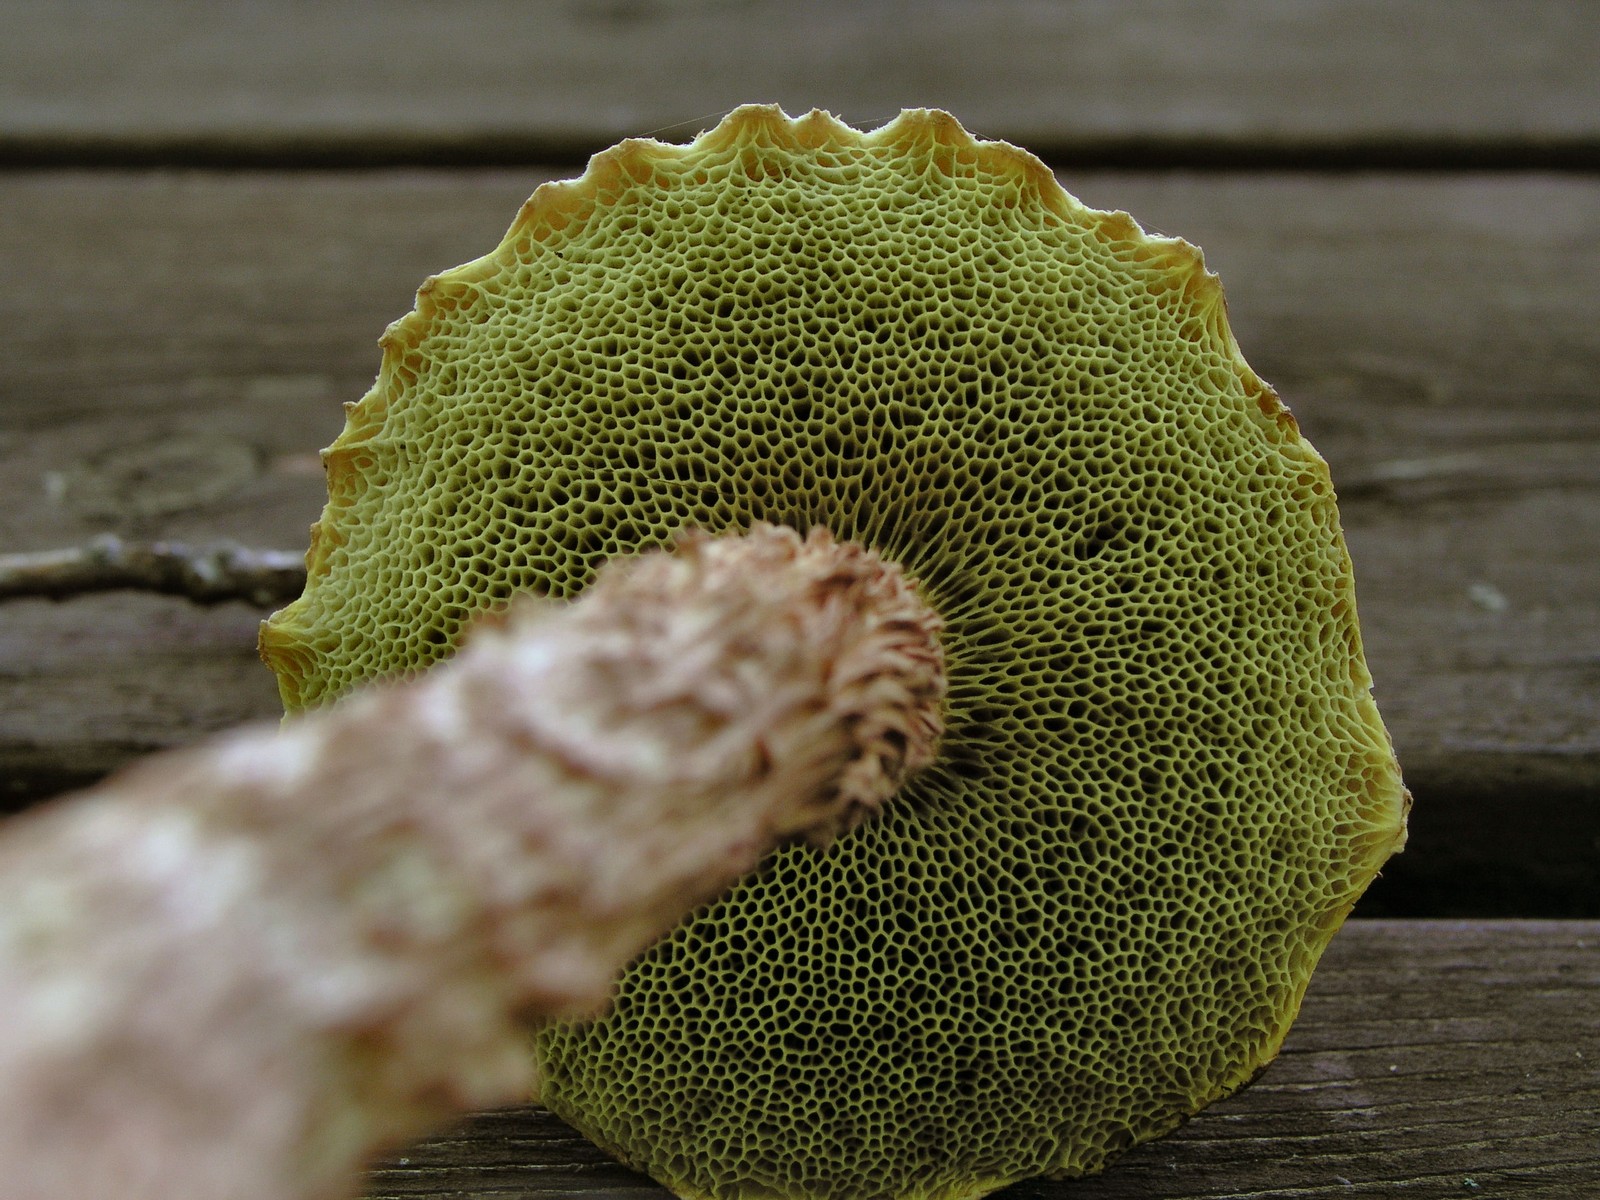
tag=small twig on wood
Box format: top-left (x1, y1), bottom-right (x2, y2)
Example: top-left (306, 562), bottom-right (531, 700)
top-left (0, 524), bottom-right (944, 1200)
top-left (0, 535), bottom-right (306, 605)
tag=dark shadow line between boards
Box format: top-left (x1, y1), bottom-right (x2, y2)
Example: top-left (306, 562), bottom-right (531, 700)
top-left (3, 133), bottom-right (1600, 174)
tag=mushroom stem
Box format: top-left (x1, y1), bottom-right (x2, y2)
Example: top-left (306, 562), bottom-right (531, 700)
top-left (0, 524), bottom-right (944, 1200)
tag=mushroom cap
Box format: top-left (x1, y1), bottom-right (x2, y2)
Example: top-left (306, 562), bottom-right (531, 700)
top-left (260, 107), bottom-right (1408, 1200)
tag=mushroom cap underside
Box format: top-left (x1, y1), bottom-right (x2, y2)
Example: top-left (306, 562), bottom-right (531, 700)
top-left (260, 105), bottom-right (1408, 1200)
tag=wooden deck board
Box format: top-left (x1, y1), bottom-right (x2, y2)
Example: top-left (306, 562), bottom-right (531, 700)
top-left (3, 7), bottom-right (1593, 1193)
top-left (4, 1), bottom-right (1599, 164)
top-left (2, 170), bottom-right (1595, 912)
top-left (364, 921), bottom-right (1600, 1199)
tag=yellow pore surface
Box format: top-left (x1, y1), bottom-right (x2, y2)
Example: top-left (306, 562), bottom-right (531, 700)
top-left (260, 107), bottom-right (1408, 1200)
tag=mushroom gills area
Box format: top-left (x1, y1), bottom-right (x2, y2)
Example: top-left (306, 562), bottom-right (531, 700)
top-left (259, 108), bottom-right (1407, 1200)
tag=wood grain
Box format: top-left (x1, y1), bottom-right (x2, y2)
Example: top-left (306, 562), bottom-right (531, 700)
top-left (4, 1), bottom-right (1599, 165)
top-left (3, 9), bottom-right (1590, 1194)
top-left (0, 595), bottom-right (278, 806)
top-left (365, 921), bottom-right (1600, 1199)
top-left (2, 171), bottom-right (1596, 910)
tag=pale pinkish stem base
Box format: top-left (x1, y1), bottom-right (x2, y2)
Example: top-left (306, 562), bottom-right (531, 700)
top-left (0, 525), bottom-right (944, 1200)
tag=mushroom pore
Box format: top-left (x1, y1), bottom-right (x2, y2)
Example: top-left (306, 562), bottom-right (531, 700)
top-left (260, 106), bottom-right (1409, 1200)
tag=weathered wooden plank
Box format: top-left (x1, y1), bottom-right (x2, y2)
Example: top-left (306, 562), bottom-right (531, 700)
top-left (0, 594), bottom-right (280, 806)
top-left (1, 171), bottom-right (1596, 911)
top-left (365, 921), bottom-right (1600, 1199)
top-left (4, 1), bottom-right (1599, 164)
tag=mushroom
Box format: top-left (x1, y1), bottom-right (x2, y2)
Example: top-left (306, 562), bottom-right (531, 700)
top-left (261, 106), bottom-right (1409, 1200)
top-left (0, 525), bottom-right (943, 1200)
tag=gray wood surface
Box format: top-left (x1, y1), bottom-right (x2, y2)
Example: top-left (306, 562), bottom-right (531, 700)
top-left (4, 1), bottom-right (1599, 164)
top-left (367, 921), bottom-right (1600, 1199)
top-left (4, 5), bottom-right (1594, 1193)
top-left (3, 170), bottom-right (1595, 910)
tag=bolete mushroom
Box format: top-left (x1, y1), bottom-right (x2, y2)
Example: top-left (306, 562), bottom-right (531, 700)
top-left (0, 525), bottom-right (943, 1200)
top-left (261, 106), bottom-right (1409, 1200)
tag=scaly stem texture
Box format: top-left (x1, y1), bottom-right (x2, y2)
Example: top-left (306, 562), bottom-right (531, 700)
top-left (0, 524), bottom-right (944, 1200)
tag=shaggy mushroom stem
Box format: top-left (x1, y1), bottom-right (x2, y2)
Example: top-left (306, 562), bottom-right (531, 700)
top-left (0, 523), bottom-right (944, 1200)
